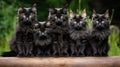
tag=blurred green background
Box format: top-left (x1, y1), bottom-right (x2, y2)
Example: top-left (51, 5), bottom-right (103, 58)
top-left (0, 0), bottom-right (120, 56)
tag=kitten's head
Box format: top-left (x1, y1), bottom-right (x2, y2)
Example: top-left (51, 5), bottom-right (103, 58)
top-left (18, 4), bottom-right (37, 25)
top-left (69, 9), bottom-right (87, 30)
top-left (33, 21), bottom-right (51, 40)
top-left (48, 8), bottom-right (68, 26)
top-left (92, 10), bottom-right (110, 30)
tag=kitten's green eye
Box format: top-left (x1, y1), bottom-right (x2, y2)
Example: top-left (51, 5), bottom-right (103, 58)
top-left (96, 21), bottom-right (99, 23)
top-left (102, 21), bottom-right (105, 23)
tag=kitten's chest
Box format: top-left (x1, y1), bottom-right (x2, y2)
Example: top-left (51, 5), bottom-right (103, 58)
top-left (16, 31), bottom-right (33, 40)
top-left (70, 30), bottom-right (87, 40)
top-left (19, 24), bottom-right (33, 32)
top-left (53, 26), bottom-right (66, 34)
top-left (91, 30), bottom-right (110, 40)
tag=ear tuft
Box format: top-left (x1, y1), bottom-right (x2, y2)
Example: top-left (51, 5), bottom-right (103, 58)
top-left (33, 22), bottom-right (39, 28)
top-left (70, 10), bottom-right (74, 19)
top-left (18, 4), bottom-right (24, 12)
top-left (33, 3), bottom-right (36, 7)
top-left (62, 8), bottom-right (68, 14)
top-left (31, 4), bottom-right (36, 12)
top-left (81, 9), bottom-right (86, 19)
top-left (92, 9), bottom-right (97, 18)
top-left (104, 10), bottom-right (109, 18)
top-left (46, 21), bottom-right (51, 27)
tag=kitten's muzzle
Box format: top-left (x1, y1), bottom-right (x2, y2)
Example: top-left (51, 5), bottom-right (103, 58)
top-left (39, 33), bottom-right (47, 39)
top-left (56, 19), bottom-right (63, 26)
top-left (24, 19), bottom-right (32, 24)
top-left (97, 23), bottom-right (103, 27)
top-left (75, 23), bottom-right (83, 30)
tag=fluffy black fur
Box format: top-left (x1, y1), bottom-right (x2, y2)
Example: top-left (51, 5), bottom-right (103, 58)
top-left (69, 10), bottom-right (89, 56)
top-left (33, 21), bottom-right (53, 56)
top-left (90, 10), bottom-right (110, 56)
top-left (9, 4), bottom-right (37, 57)
top-left (48, 8), bottom-right (69, 56)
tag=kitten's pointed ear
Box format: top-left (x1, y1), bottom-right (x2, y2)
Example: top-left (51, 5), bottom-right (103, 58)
top-left (62, 4), bottom-right (68, 14)
top-left (104, 10), bottom-right (109, 18)
top-left (70, 10), bottom-right (74, 19)
top-left (33, 22), bottom-right (40, 28)
top-left (31, 4), bottom-right (36, 12)
top-left (49, 8), bottom-right (55, 12)
top-left (81, 9), bottom-right (86, 19)
top-left (49, 8), bottom-right (53, 12)
top-left (92, 9), bottom-right (97, 18)
top-left (45, 21), bottom-right (51, 28)
top-left (18, 4), bottom-right (24, 12)
top-left (49, 8), bottom-right (56, 13)
top-left (48, 8), bottom-right (55, 19)
top-left (62, 8), bottom-right (68, 14)
top-left (33, 3), bottom-right (36, 7)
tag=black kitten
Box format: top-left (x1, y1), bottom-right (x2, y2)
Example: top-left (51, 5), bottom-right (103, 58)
top-left (90, 10), bottom-right (110, 56)
top-left (9, 4), bottom-right (37, 57)
top-left (33, 21), bottom-right (52, 56)
top-left (48, 8), bottom-right (69, 56)
top-left (69, 10), bottom-right (88, 56)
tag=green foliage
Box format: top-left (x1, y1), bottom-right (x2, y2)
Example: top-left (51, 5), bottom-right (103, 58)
top-left (0, 0), bottom-right (17, 54)
top-left (108, 25), bottom-right (120, 56)
top-left (45, 0), bottom-right (65, 7)
top-left (0, 0), bottom-right (120, 56)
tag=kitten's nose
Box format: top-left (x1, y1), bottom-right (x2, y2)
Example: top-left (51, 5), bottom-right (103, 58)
top-left (75, 23), bottom-right (82, 30)
top-left (56, 19), bottom-right (62, 26)
top-left (41, 32), bottom-right (45, 35)
top-left (77, 23), bottom-right (82, 27)
top-left (98, 23), bottom-right (102, 26)
top-left (26, 18), bottom-right (30, 22)
top-left (26, 18), bottom-right (29, 21)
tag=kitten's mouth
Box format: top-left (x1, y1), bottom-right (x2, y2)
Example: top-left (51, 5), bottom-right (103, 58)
top-left (23, 20), bottom-right (32, 25)
top-left (56, 22), bottom-right (63, 26)
top-left (75, 26), bottom-right (83, 30)
top-left (96, 27), bottom-right (105, 30)
top-left (39, 35), bottom-right (47, 39)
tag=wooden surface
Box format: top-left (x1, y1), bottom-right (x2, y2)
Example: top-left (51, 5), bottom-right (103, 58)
top-left (0, 56), bottom-right (120, 67)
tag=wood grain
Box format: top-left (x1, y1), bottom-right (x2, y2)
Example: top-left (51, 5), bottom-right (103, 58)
top-left (0, 56), bottom-right (120, 67)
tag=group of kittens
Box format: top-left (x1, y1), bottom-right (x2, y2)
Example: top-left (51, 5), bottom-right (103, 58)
top-left (9, 4), bottom-right (110, 57)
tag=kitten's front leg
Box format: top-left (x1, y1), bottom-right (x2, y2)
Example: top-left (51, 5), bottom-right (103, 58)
top-left (102, 41), bottom-right (110, 56)
top-left (16, 42), bottom-right (24, 57)
top-left (70, 43), bottom-right (76, 56)
top-left (58, 35), bottom-right (64, 56)
top-left (53, 41), bottom-right (59, 56)
top-left (78, 44), bottom-right (86, 56)
top-left (36, 46), bottom-right (42, 57)
top-left (79, 40), bottom-right (87, 56)
top-left (90, 42), bottom-right (98, 56)
top-left (45, 47), bottom-right (51, 57)
top-left (89, 38), bottom-right (100, 56)
top-left (25, 42), bottom-right (33, 57)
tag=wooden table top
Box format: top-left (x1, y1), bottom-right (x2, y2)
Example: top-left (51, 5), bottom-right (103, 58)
top-left (0, 56), bottom-right (120, 67)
